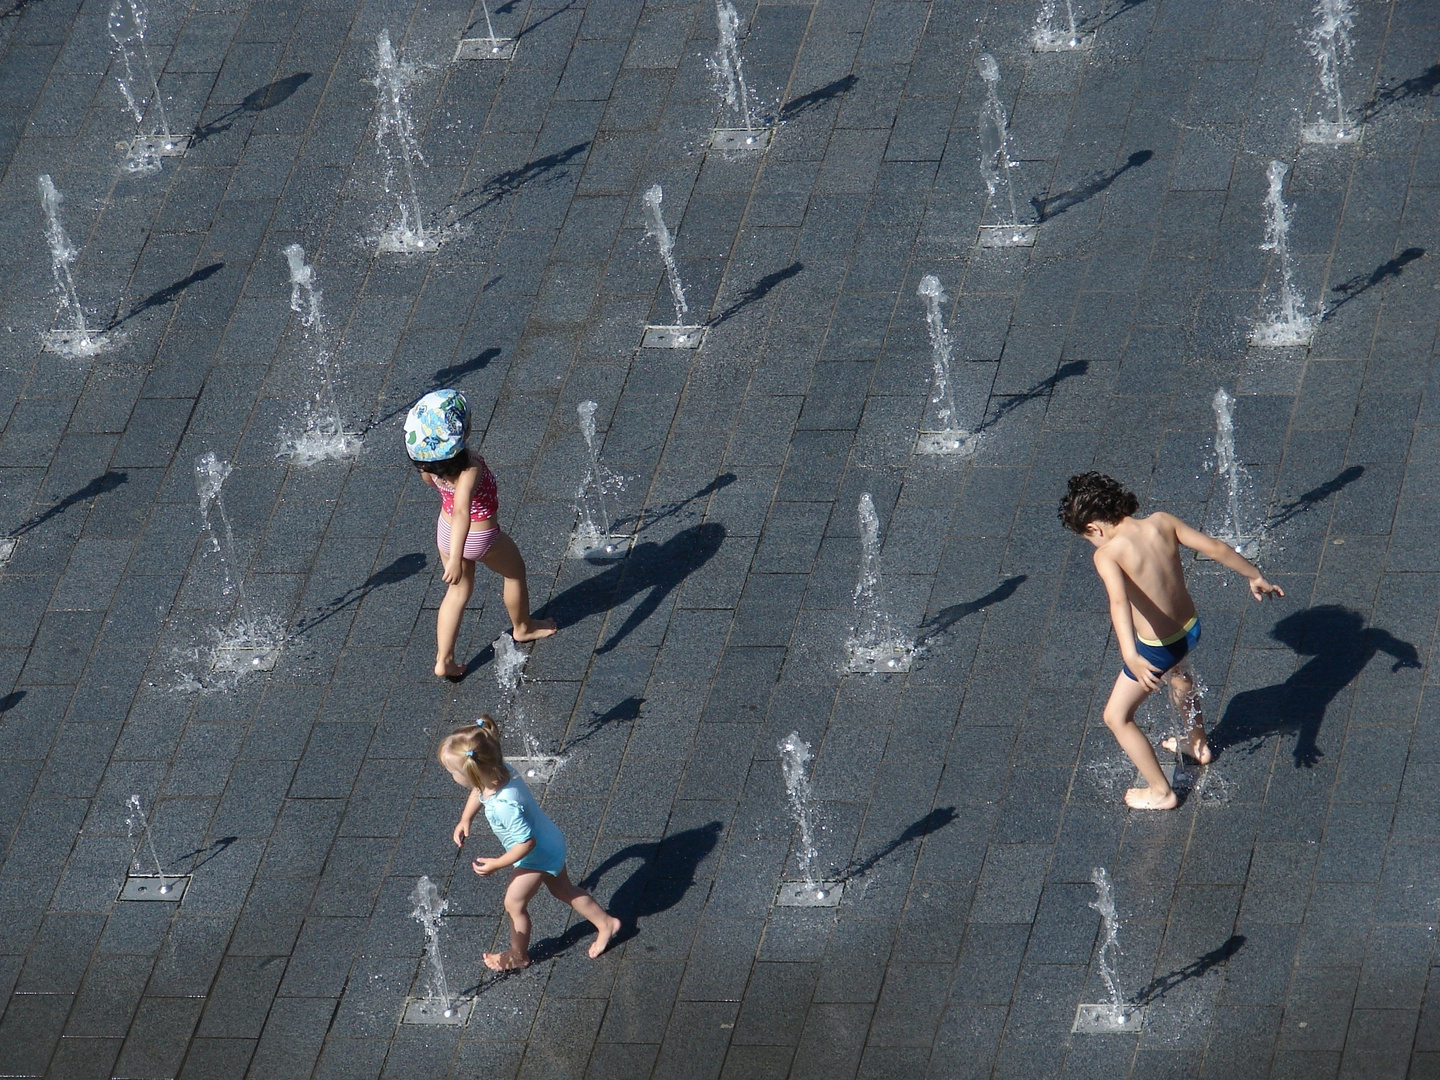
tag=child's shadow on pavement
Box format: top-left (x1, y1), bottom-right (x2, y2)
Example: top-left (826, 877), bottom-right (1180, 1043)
top-left (1211, 605), bottom-right (1420, 768)
top-left (539, 524), bottom-right (726, 653)
top-left (527, 823), bottom-right (723, 961)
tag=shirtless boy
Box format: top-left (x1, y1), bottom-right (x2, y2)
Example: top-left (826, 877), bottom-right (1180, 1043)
top-left (1059, 473), bottom-right (1284, 809)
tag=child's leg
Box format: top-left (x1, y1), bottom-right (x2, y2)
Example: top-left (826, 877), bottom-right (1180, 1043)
top-left (544, 868), bottom-right (622, 959)
top-left (486, 869), bottom-right (546, 970)
top-left (478, 531), bottom-right (557, 642)
top-left (1161, 664), bottom-right (1211, 764)
top-left (434, 557), bottom-right (476, 678)
top-left (1101, 672), bottom-right (1178, 810)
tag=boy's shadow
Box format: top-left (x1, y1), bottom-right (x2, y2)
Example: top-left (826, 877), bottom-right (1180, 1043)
top-left (1211, 606), bottom-right (1419, 768)
top-left (527, 823), bottom-right (723, 961)
top-left (538, 524), bottom-right (725, 653)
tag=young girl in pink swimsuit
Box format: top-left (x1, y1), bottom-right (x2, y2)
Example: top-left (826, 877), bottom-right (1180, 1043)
top-left (405, 390), bottom-right (556, 679)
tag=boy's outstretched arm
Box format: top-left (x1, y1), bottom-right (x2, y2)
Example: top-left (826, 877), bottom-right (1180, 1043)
top-left (1375, 629), bottom-right (1421, 672)
top-left (1172, 518), bottom-right (1284, 601)
top-left (1095, 551), bottom-right (1163, 690)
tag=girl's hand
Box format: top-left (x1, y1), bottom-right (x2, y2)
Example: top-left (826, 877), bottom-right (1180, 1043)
top-left (452, 819), bottom-right (470, 847)
top-left (442, 559), bottom-right (464, 585)
top-left (473, 856), bottom-right (504, 876)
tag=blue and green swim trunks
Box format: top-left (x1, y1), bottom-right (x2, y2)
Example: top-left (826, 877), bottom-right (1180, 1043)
top-left (1122, 615), bottom-right (1200, 681)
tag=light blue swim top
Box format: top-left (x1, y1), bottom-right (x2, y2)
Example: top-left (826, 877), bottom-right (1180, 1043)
top-left (482, 775), bottom-right (567, 875)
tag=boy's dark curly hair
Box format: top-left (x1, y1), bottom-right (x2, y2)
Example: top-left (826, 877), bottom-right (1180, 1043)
top-left (410, 447), bottom-right (470, 481)
top-left (1058, 473), bottom-right (1139, 534)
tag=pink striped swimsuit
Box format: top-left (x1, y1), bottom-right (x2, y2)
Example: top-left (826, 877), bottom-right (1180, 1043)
top-left (434, 455), bottom-right (500, 561)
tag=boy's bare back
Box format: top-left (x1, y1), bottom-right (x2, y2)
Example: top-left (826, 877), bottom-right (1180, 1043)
top-left (1091, 513), bottom-right (1197, 644)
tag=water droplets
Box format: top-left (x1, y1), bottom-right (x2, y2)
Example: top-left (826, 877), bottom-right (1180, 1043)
top-left (1250, 161), bottom-right (1315, 347)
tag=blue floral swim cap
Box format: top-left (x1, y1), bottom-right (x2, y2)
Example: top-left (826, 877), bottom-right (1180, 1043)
top-left (404, 389), bottom-right (469, 461)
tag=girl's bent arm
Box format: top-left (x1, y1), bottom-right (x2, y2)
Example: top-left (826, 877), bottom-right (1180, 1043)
top-left (473, 837), bottom-right (536, 876)
top-left (447, 465), bottom-right (480, 561)
top-left (494, 838), bottom-right (536, 868)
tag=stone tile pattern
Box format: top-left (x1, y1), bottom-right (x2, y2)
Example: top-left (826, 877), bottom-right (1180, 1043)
top-left (0, 0), bottom-right (1438, 1076)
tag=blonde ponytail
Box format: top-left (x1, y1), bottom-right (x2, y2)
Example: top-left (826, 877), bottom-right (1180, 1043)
top-left (438, 714), bottom-right (510, 790)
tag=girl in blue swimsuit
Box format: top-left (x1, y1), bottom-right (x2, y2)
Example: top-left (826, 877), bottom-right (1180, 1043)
top-left (440, 717), bottom-right (620, 969)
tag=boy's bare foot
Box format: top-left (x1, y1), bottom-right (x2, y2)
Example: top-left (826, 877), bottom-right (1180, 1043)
top-left (483, 950), bottom-right (530, 971)
top-left (1161, 730), bottom-right (1212, 764)
top-left (1125, 786), bottom-right (1179, 810)
top-left (589, 916), bottom-right (622, 959)
top-left (512, 619), bottom-right (557, 643)
top-left (435, 658), bottom-right (466, 680)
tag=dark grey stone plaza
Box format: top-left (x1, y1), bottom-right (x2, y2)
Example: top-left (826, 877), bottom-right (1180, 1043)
top-left (0, 0), bottom-right (1438, 1074)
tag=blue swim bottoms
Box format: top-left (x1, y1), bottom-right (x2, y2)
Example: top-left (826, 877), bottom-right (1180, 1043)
top-left (1122, 615), bottom-right (1200, 681)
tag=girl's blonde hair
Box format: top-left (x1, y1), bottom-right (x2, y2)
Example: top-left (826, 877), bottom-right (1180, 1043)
top-left (438, 715), bottom-right (510, 791)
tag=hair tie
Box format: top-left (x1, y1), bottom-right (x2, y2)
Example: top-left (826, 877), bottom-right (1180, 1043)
top-left (465, 749), bottom-right (475, 758)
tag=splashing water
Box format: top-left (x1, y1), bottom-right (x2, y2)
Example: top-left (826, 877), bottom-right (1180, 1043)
top-left (1084, 756), bottom-right (1133, 794)
top-left (1153, 663), bottom-right (1230, 806)
top-left (570, 401), bottom-right (628, 556)
top-left (125, 794), bottom-right (170, 888)
top-left (779, 732), bottom-right (823, 892)
top-left (642, 184), bottom-right (689, 325)
top-left (846, 494), bottom-right (917, 673)
top-left (1088, 868), bottom-right (1131, 1024)
top-left (38, 176), bottom-right (112, 357)
top-left (709, 1), bottom-right (759, 135)
top-left (494, 632), bottom-right (529, 696)
top-left (493, 635), bottom-right (544, 762)
top-left (977, 55), bottom-right (1023, 232)
top-left (1032, 0), bottom-right (1085, 49)
top-left (1302, 0), bottom-right (1357, 143)
top-left (374, 32), bottom-right (434, 253)
top-left (108, 0), bottom-right (180, 173)
top-left (278, 245), bottom-right (360, 465)
top-left (1208, 389), bottom-right (1260, 556)
top-left (914, 275), bottom-right (976, 455)
top-left (1135, 658), bottom-right (1211, 794)
top-left (918, 275), bottom-right (957, 430)
top-left (197, 452), bottom-right (245, 609)
top-left (193, 452), bottom-right (284, 679)
top-left (409, 876), bottom-right (455, 1015)
top-left (1251, 161), bottom-right (1314, 347)
top-left (1193, 766), bottom-right (1233, 806)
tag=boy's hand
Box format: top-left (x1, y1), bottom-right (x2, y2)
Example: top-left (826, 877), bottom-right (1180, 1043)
top-left (1125, 654), bottom-right (1163, 691)
top-left (452, 820), bottom-right (470, 847)
top-left (1249, 576), bottom-right (1284, 602)
top-left (442, 559), bottom-right (463, 585)
top-left (472, 856), bottom-right (504, 876)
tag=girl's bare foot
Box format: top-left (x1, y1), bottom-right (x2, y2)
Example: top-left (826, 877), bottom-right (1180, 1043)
top-left (512, 619), bottom-right (557, 642)
top-left (589, 916), bottom-right (622, 959)
top-left (484, 950), bottom-right (530, 971)
top-left (1161, 730), bottom-right (1212, 764)
top-left (1125, 785), bottom-right (1179, 810)
top-left (435, 658), bottom-right (465, 680)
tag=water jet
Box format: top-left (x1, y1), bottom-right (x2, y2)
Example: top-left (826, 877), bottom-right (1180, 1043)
top-left (975, 56), bottom-right (1036, 248)
top-left (454, 0), bottom-right (516, 60)
top-left (641, 184), bottom-right (704, 348)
